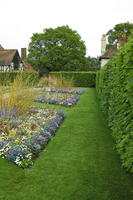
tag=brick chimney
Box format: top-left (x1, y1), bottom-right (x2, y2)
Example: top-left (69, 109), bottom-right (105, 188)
top-left (21, 48), bottom-right (27, 60)
top-left (101, 34), bottom-right (106, 55)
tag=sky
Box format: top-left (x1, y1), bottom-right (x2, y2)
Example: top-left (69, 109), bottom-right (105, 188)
top-left (0, 0), bottom-right (133, 57)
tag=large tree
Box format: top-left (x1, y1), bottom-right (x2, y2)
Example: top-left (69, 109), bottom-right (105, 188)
top-left (28, 26), bottom-right (88, 75)
top-left (106, 22), bottom-right (133, 47)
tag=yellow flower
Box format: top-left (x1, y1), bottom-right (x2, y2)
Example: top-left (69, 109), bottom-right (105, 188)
top-left (15, 138), bottom-right (20, 143)
top-left (9, 130), bottom-right (16, 136)
top-left (28, 135), bottom-right (32, 139)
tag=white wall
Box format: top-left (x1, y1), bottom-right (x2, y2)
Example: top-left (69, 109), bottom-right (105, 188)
top-left (0, 63), bottom-right (24, 71)
top-left (0, 66), bottom-right (9, 71)
top-left (101, 59), bottom-right (109, 68)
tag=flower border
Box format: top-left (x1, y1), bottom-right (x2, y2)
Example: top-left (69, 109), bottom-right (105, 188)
top-left (34, 95), bottom-right (80, 106)
top-left (0, 110), bottom-right (66, 168)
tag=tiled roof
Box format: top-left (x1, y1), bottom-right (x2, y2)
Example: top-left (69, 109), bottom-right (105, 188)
top-left (0, 50), bottom-right (17, 65)
top-left (100, 45), bottom-right (117, 59)
top-left (23, 61), bottom-right (36, 72)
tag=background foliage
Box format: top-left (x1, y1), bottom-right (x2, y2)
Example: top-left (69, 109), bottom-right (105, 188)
top-left (49, 71), bottom-right (96, 87)
top-left (87, 56), bottom-right (100, 71)
top-left (96, 37), bottom-right (133, 173)
top-left (106, 22), bottom-right (133, 49)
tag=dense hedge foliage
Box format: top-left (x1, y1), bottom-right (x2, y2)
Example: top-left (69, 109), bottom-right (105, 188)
top-left (96, 38), bottom-right (133, 173)
top-left (49, 72), bottom-right (96, 87)
top-left (0, 72), bottom-right (39, 86)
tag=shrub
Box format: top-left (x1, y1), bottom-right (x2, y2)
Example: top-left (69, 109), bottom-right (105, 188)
top-left (96, 37), bottom-right (133, 173)
top-left (49, 71), bottom-right (96, 87)
top-left (0, 72), bottom-right (39, 86)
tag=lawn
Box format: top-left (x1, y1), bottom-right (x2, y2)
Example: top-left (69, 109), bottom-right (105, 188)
top-left (0, 88), bottom-right (133, 200)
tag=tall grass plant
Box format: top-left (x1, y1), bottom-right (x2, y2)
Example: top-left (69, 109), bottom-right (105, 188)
top-left (39, 75), bottom-right (74, 89)
top-left (0, 75), bottom-right (36, 118)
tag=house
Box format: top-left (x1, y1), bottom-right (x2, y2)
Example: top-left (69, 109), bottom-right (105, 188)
top-left (99, 35), bottom-right (117, 68)
top-left (99, 34), bottom-right (127, 68)
top-left (100, 45), bottom-right (117, 67)
top-left (0, 45), bottom-right (23, 72)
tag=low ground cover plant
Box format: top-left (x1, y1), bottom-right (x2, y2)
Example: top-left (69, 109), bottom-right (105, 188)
top-left (34, 91), bottom-right (80, 106)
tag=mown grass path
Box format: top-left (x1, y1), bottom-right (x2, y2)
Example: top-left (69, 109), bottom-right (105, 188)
top-left (0, 88), bottom-right (133, 200)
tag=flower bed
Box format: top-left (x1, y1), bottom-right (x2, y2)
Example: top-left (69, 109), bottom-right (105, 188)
top-left (34, 92), bottom-right (80, 106)
top-left (45, 88), bottom-right (85, 94)
top-left (0, 106), bottom-right (66, 168)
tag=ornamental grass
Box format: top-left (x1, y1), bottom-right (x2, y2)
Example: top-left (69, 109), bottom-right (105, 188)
top-left (0, 75), bottom-right (37, 118)
top-left (39, 75), bottom-right (74, 89)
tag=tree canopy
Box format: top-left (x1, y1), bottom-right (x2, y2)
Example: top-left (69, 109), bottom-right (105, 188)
top-left (28, 26), bottom-right (88, 75)
top-left (87, 56), bottom-right (100, 70)
top-left (106, 22), bottom-right (133, 47)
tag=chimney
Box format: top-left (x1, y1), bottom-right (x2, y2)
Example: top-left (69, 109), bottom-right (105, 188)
top-left (101, 34), bottom-right (106, 55)
top-left (21, 48), bottom-right (27, 60)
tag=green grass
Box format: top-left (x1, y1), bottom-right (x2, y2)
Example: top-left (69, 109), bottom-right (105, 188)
top-left (0, 88), bottom-right (133, 200)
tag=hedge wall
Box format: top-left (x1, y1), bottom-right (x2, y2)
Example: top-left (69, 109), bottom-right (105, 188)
top-left (0, 72), bottom-right (39, 86)
top-left (96, 38), bottom-right (133, 173)
top-left (49, 71), bottom-right (96, 87)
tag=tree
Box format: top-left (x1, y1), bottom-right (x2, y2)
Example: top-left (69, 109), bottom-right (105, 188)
top-left (28, 26), bottom-right (88, 75)
top-left (106, 22), bottom-right (133, 47)
top-left (87, 56), bottom-right (100, 70)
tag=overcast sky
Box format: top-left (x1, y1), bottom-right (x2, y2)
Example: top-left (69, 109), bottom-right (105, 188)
top-left (0, 0), bottom-right (132, 57)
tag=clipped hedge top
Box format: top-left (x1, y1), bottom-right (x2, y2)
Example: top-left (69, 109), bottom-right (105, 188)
top-left (50, 71), bottom-right (96, 74)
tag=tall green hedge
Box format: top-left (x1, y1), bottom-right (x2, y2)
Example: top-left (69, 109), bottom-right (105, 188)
top-left (96, 38), bottom-right (133, 173)
top-left (0, 72), bottom-right (39, 86)
top-left (49, 71), bottom-right (96, 87)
